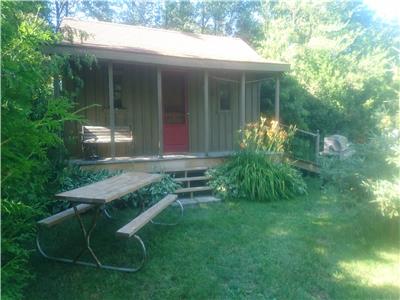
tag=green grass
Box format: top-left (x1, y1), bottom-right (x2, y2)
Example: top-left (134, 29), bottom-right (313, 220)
top-left (27, 179), bottom-right (399, 299)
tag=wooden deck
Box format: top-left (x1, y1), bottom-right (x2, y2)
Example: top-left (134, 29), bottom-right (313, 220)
top-left (71, 152), bottom-right (231, 172)
top-left (71, 151), bottom-right (320, 174)
top-left (290, 159), bottom-right (320, 174)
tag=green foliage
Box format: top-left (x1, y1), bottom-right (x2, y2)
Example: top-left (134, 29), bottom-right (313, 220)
top-left (259, 1), bottom-right (399, 140)
top-left (58, 165), bottom-right (119, 192)
top-left (57, 1), bottom-right (263, 46)
top-left (1, 2), bottom-right (85, 298)
top-left (320, 154), bottom-right (367, 197)
top-left (208, 150), bottom-right (307, 202)
top-left (57, 166), bottom-right (180, 210)
top-left (121, 175), bottom-right (181, 209)
top-left (365, 179), bottom-right (400, 219)
top-left (320, 131), bottom-right (399, 220)
top-left (1, 199), bottom-right (38, 300)
top-left (1, 1), bottom-right (80, 200)
top-left (240, 117), bottom-right (296, 153)
top-left (320, 132), bottom-right (398, 197)
top-left (51, 165), bottom-right (120, 212)
top-left (219, 118), bottom-right (306, 202)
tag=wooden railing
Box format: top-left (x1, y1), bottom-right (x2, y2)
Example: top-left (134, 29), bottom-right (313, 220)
top-left (281, 124), bottom-right (320, 164)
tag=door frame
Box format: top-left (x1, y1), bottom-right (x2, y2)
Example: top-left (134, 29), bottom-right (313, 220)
top-left (162, 69), bottom-right (189, 153)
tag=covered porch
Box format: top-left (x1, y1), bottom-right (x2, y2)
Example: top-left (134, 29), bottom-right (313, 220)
top-left (64, 63), bottom-right (283, 160)
top-left (72, 152), bottom-right (231, 173)
top-left (58, 18), bottom-right (289, 163)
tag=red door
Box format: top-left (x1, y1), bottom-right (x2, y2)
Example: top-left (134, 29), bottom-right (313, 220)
top-left (162, 71), bottom-right (189, 153)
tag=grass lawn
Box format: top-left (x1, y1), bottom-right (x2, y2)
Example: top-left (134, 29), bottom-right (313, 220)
top-left (28, 178), bottom-right (399, 299)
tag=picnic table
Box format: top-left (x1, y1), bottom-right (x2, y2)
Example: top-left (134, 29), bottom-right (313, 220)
top-left (36, 171), bottom-right (183, 272)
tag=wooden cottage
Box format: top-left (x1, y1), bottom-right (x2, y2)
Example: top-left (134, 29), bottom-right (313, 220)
top-left (57, 18), bottom-right (290, 172)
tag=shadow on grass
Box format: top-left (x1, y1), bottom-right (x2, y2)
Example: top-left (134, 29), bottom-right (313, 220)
top-left (27, 179), bottom-right (400, 299)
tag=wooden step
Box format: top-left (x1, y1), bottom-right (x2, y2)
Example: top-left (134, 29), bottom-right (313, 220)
top-left (175, 186), bottom-right (212, 194)
top-left (174, 176), bottom-right (209, 183)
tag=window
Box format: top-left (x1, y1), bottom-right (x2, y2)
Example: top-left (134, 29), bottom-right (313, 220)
top-left (219, 82), bottom-right (231, 111)
top-left (113, 71), bottom-right (123, 109)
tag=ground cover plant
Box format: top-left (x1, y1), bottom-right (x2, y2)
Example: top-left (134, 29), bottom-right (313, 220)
top-left (57, 165), bottom-right (181, 211)
top-left (208, 150), bottom-right (307, 202)
top-left (208, 117), bottom-right (306, 202)
top-left (27, 178), bottom-right (399, 299)
top-left (320, 131), bottom-right (399, 219)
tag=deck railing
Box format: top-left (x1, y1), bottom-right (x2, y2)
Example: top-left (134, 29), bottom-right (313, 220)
top-left (281, 124), bottom-right (320, 164)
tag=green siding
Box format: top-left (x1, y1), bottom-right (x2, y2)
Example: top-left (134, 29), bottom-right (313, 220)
top-left (66, 63), bottom-right (261, 158)
top-left (66, 63), bottom-right (159, 158)
top-left (206, 76), bottom-right (260, 152)
top-left (187, 71), bottom-right (205, 152)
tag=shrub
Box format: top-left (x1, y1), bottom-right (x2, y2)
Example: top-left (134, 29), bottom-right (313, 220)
top-left (365, 179), bottom-right (400, 219)
top-left (57, 166), bottom-right (180, 210)
top-left (51, 165), bottom-right (121, 212)
top-left (58, 165), bottom-right (120, 191)
top-left (121, 175), bottom-right (181, 209)
top-left (1, 3), bottom-right (83, 298)
top-left (319, 153), bottom-right (368, 198)
top-left (208, 150), bottom-right (307, 202)
top-left (1, 199), bottom-right (39, 300)
top-left (320, 132), bottom-right (398, 200)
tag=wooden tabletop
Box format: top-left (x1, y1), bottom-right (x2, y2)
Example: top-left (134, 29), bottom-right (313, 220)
top-left (56, 172), bottom-right (163, 204)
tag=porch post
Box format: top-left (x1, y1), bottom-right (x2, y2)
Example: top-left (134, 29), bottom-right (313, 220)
top-left (274, 75), bottom-right (280, 123)
top-left (108, 62), bottom-right (116, 159)
top-left (204, 70), bottom-right (209, 155)
top-left (157, 67), bottom-right (163, 157)
top-left (240, 72), bottom-right (246, 129)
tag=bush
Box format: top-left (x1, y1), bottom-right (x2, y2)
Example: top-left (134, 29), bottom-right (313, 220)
top-left (121, 175), bottom-right (181, 209)
top-left (57, 166), bottom-right (180, 210)
top-left (58, 165), bottom-right (120, 192)
top-left (320, 131), bottom-right (400, 222)
top-left (365, 179), bottom-right (400, 219)
top-left (208, 150), bottom-right (307, 202)
top-left (320, 132), bottom-right (398, 200)
top-left (1, 199), bottom-right (39, 300)
top-left (319, 153), bottom-right (368, 198)
top-left (1, 3), bottom-right (82, 298)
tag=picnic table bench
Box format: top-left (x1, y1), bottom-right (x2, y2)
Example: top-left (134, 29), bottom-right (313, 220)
top-left (36, 171), bottom-right (183, 272)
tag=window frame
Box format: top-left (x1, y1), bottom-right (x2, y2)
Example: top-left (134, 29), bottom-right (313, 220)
top-left (218, 82), bottom-right (232, 112)
top-left (113, 69), bottom-right (123, 109)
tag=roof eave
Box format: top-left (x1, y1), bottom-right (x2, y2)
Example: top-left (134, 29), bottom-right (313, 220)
top-left (53, 44), bottom-right (290, 73)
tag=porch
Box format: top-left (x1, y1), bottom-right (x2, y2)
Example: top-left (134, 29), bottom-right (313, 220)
top-left (63, 63), bottom-right (282, 160)
top-left (59, 18), bottom-right (288, 162)
top-left (71, 151), bottom-right (231, 172)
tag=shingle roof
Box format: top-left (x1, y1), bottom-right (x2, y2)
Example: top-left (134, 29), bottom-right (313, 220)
top-left (59, 18), bottom-right (289, 72)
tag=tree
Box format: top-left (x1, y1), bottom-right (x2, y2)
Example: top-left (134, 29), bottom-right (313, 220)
top-left (1, 2), bottom-right (83, 298)
top-left (120, 0), bottom-right (159, 27)
top-left (47, 0), bottom-right (116, 31)
top-left (259, 0), bottom-right (399, 139)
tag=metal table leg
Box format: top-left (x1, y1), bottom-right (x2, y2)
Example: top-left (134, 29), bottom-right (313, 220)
top-left (72, 205), bottom-right (102, 266)
top-left (36, 204), bottom-right (147, 272)
top-left (150, 199), bottom-right (184, 226)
